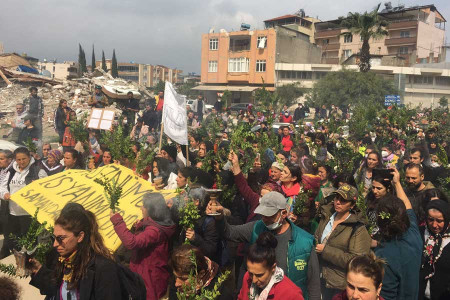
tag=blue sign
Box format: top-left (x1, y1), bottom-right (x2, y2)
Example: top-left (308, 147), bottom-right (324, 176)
top-left (384, 95), bottom-right (401, 106)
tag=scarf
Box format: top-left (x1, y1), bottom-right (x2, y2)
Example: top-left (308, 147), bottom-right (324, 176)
top-left (199, 257), bottom-right (219, 289)
top-left (422, 226), bottom-right (450, 280)
top-left (248, 266), bottom-right (284, 300)
top-left (59, 251), bottom-right (77, 282)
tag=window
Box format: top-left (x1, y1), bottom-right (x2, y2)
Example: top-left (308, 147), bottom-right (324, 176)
top-left (343, 50), bottom-right (352, 58)
top-left (322, 39), bottom-right (329, 45)
top-left (436, 76), bottom-right (450, 86)
top-left (278, 71), bottom-right (312, 80)
top-left (398, 47), bottom-right (409, 54)
top-left (316, 72), bottom-right (327, 80)
top-left (209, 38), bottom-right (218, 50)
top-left (208, 61), bottom-right (218, 72)
top-left (256, 60), bottom-right (266, 72)
top-left (118, 66), bottom-right (139, 72)
top-left (400, 31), bottom-right (410, 38)
top-left (229, 37), bottom-right (251, 51)
top-left (257, 36), bottom-right (267, 48)
top-left (344, 34), bottom-right (353, 43)
top-left (413, 76), bottom-right (433, 85)
top-left (228, 57), bottom-right (249, 72)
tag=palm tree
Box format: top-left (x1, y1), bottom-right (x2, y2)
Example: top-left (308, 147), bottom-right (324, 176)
top-left (340, 3), bottom-right (389, 72)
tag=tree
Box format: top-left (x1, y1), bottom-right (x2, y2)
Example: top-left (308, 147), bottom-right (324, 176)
top-left (154, 80), bottom-right (165, 93)
top-left (111, 49), bottom-right (118, 78)
top-left (254, 86), bottom-right (277, 111)
top-left (310, 69), bottom-right (396, 107)
top-left (101, 50), bottom-right (107, 72)
top-left (176, 81), bottom-right (201, 99)
top-left (275, 83), bottom-right (304, 108)
top-left (91, 45), bottom-right (96, 72)
top-left (340, 4), bottom-right (388, 72)
top-left (78, 44), bottom-right (87, 76)
top-left (439, 96), bottom-right (448, 108)
top-left (221, 90), bottom-right (232, 109)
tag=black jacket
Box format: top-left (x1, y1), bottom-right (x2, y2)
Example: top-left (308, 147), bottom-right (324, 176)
top-left (17, 126), bottom-right (39, 145)
top-left (30, 255), bottom-right (122, 300)
top-left (180, 216), bottom-right (219, 263)
top-left (54, 107), bottom-right (71, 131)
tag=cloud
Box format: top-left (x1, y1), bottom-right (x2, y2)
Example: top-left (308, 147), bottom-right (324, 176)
top-left (1, 0), bottom-right (449, 73)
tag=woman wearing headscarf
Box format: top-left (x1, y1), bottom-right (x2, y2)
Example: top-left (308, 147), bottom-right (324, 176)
top-left (110, 193), bottom-right (176, 300)
top-left (419, 200), bottom-right (450, 300)
top-left (40, 149), bottom-right (64, 176)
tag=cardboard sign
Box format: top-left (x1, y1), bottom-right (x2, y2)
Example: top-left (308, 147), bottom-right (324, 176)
top-left (11, 164), bottom-right (177, 251)
top-left (87, 108), bottom-right (116, 130)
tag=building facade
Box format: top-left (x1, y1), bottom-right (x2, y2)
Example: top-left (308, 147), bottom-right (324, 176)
top-left (95, 60), bottom-right (181, 88)
top-left (38, 61), bottom-right (79, 80)
top-left (315, 4), bottom-right (446, 66)
top-left (197, 25), bottom-right (322, 104)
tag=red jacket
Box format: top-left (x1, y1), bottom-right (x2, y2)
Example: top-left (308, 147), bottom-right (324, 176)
top-left (111, 214), bottom-right (176, 300)
top-left (280, 115), bottom-right (293, 123)
top-left (281, 135), bottom-right (294, 152)
top-left (234, 172), bottom-right (260, 222)
top-left (238, 271), bottom-right (304, 300)
top-left (156, 98), bottom-right (164, 111)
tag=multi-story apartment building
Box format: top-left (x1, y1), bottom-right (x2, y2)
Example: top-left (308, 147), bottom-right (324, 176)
top-left (315, 4), bottom-right (446, 66)
top-left (95, 60), bottom-right (181, 88)
top-left (38, 61), bottom-right (79, 80)
top-left (196, 23), bottom-right (321, 103)
top-left (264, 10), bottom-right (320, 43)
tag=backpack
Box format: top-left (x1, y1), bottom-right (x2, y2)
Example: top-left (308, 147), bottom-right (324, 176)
top-left (116, 263), bottom-right (147, 300)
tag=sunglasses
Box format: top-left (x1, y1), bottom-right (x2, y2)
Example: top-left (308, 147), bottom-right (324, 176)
top-left (51, 234), bottom-right (72, 244)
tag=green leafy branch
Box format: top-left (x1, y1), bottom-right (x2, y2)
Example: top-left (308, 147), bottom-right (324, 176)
top-left (94, 175), bottom-right (123, 212)
top-left (293, 189), bottom-right (312, 216)
top-left (0, 263), bottom-right (24, 278)
top-left (68, 112), bottom-right (89, 145)
top-left (179, 199), bottom-right (201, 245)
top-left (23, 137), bottom-right (37, 153)
top-left (100, 123), bottom-right (135, 162)
top-left (135, 145), bottom-right (156, 174)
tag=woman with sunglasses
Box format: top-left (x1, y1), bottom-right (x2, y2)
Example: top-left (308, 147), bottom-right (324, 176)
top-left (28, 205), bottom-right (122, 300)
top-left (314, 184), bottom-right (371, 300)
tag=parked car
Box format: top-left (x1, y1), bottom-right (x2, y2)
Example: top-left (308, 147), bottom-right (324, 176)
top-left (229, 103), bottom-right (250, 113)
top-left (186, 99), bottom-right (213, 113)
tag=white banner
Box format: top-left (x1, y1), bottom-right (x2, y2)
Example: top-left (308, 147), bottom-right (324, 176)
top-left (163, 82), bottom-right (188, 145)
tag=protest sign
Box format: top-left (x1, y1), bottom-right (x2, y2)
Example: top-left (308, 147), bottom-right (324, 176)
top-left (11, 164), bottom-right (177, 251)
top-left (87, 108), bottom-right (115, 130)
top-left (163, 82), bottom-right (188, 145)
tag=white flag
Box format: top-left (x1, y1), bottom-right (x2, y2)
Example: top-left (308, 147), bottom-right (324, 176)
top-left (163, 82), bottom-right (188, 145)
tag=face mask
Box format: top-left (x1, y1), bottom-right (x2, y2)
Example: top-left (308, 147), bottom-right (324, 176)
top-left (431, 162), bottom-right (440, 168)
top-left (364, 153), bottom-right (368, 158)
top-left (381, 151), bottom-right (389, 158)
top-left (265, 214), bottom-right (282, 231)
top-left (123, 120), bottom-right (128, 124)
top-left (285, 113), bottom-right (289, 117)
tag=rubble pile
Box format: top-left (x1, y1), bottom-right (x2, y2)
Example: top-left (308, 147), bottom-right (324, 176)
top-left (0, 68), bottom-right (145, 142)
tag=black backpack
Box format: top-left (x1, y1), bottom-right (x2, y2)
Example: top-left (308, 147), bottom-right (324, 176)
top-left (116, 263), bottom-right (147, 300)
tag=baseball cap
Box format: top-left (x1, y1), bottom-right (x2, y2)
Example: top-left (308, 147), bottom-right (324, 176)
top-left (332, 184), bottom-right (358, 202)
top-left (254, 191), bottom-right (287, 216)
top-left (271, 161), bottom-right (284, 171)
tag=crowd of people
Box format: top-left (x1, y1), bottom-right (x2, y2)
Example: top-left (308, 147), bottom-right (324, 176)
top-left (0, 87), bottom-right (449, 300)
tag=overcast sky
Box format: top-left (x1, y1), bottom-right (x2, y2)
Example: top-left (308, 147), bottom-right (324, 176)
top-left (1, 0), bottom-right (449, 74)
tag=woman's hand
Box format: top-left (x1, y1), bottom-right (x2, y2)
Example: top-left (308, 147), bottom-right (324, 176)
top-left (27, 258), bottom-right (42, 275)
top-left (185, 228), bottom-right (195, 241)
top-left (315, 244), bottom-right (325, 254)
top-left (206, 200), bottom-right (224, 220)
top-left (3, 193), bottom-right (10, 200)
top-left (110, 209), bottom-right (119, 218)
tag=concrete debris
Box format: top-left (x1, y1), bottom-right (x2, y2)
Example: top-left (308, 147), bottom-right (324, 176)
top-left (0, 67), bottom-right (149, 143)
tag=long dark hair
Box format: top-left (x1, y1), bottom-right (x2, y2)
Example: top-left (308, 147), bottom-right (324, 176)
top-left (376, 194), bottom-right (410, 242)
top-left (54, 206), bottom-right (113, 289)
top-left (64, 149), bottom-right (84, 169)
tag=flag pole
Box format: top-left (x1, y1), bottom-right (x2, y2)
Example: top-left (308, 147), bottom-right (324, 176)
top-left (186, 144), bottom-right (189, 167)
top-left (159, 122), bottom-right (164, 151)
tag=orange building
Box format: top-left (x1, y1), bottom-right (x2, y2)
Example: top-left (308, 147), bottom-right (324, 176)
top-left (196, 25), bottom-right (321, 104)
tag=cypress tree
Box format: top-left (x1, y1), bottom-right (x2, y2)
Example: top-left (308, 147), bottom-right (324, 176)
top-left (78, 44), bottom-right (88, 76)
top-left (91, 45), bottom-right (96, 72)
top-left (111, 49), bottom-right (118, 78)
top-left (101, 50), bottom-right (107, 72)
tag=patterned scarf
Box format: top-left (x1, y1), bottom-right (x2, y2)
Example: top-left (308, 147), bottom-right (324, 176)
top-left (422, 226), bottom-right (450, 280)
top-left (248, 266), bottom-right (284, 300)
top-left (59, 251), bottom-right (77, 282)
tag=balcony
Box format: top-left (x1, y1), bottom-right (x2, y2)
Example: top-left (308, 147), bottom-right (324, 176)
top-left (321, 57), bottom-right (339, 64)
top-left (322, 43), bottom-right (340, 51)
top-left (385, 36), bottom-right (417, 46)
top-left (387, 20), bottom-right (418, 31)
top-left (315, 29), bottom-right (342, 38)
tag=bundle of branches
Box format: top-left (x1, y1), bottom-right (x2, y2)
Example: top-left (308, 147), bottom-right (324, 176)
top-left (68, 112), bottom-right (89, 145)
top-left (100, 124), bottom-right (135, 163)
top-left (0, 209), bottom-right (53, 278)
top-left (23, 137), bottom-right (37, 154)
top-left (327, 139), bottom-right (360, 174)
top-left (94, 174), bottom-right (123, 212)
top-left (176, 250), bottom-right (230, 300)
top-left (135, 145), bottom-right (156, 175)
top-left (178, 187), bottom-right (200, 245)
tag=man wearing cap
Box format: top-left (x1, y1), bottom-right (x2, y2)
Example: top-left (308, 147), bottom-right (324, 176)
top-left (207, 191), bottom-right (321, 300)
top-left (88, 85), bottom-right (109, 108)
